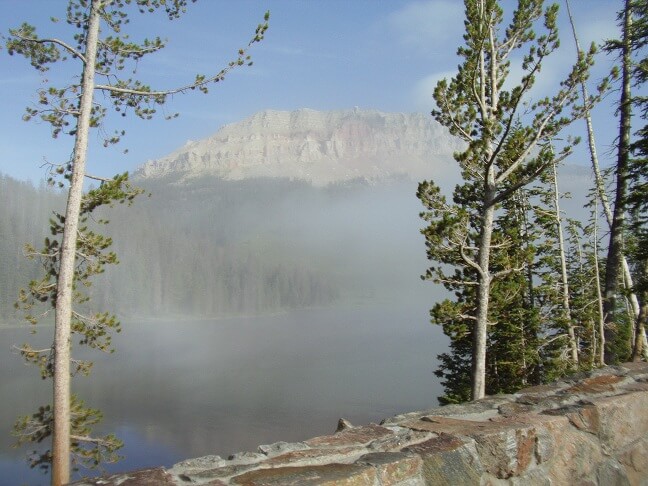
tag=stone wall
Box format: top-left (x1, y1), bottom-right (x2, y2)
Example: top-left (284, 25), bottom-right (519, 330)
top-left (73, 362), bottom-right (648, 485)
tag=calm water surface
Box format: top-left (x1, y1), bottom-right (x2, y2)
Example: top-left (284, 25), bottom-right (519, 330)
top-left (0, 304), bottom-right (447, 485)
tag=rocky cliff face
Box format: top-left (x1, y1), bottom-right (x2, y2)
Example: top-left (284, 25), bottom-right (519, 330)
top-left (135, 108), bottom-right (463, 185)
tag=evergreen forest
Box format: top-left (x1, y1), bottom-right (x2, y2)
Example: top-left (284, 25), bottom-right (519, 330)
top-left (0, 174), bottom-right (431, 323)
top-left (417, 0), bottom-right (648, 403)
top-left (0, 175), bottom-right (368, 321)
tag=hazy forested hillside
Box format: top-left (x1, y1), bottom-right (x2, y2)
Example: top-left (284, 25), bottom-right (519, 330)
top-left (1, 173), bottom-right (430, 321)
top-left (0, 174), bottom-right (65, 321)
top-left (92, 176), bottom-right (342, 318)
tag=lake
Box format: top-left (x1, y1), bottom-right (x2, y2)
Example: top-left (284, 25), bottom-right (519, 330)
top-left (0, 303), bottom-right (447, 485)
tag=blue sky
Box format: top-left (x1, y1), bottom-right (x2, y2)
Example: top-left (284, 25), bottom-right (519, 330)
top-left (0, 0), bottom-right (621, 183)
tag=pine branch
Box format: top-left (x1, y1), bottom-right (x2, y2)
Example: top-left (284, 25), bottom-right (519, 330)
top-left (11, 31), bottom-right (86, 62)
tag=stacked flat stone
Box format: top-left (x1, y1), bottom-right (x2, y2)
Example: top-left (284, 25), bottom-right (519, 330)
top-left (72, 362), bottom-right (648, 485)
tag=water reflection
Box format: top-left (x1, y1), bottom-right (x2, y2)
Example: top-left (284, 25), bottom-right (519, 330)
top-left (1, 304), bottom-right (446, 485)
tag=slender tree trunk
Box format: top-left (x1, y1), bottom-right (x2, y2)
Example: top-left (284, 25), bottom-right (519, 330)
top-left (633, 300), bottom-right (647, 361)
top-left (632, 261), bottom-right (648, 361)
top-left (472, 185), bottom-right (496, 401)
top-left (552, 163), bottom-right (579, 365)
top-left (564, 0), bottom-right (614, 232)
top-left (565, 0), bottom-right (647, 361)
top-left (603, 0), bottom-right (632, 364)
top-left (519, 191), bottom-right (533, 383)
top-left (470, 0), bottom-right (496, 402)
top-left (592, 199), bottom-right (606, 365)
top-left (51, 2), bottom-right (100, 484)
top-left (565, 0), bottom-right (648, 365)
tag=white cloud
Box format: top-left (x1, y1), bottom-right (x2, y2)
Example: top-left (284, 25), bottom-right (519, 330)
top-left (414, 54), bottom-right (575, 114)
top-left (413, 70), bottom-right (456, 111)
top-left (388, 0), bottom-right (464, 51)
top-left (501, 57), bottom-right (554, 98)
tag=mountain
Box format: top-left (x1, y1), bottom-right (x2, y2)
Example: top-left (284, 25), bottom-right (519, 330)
top-left (135, 108), bottom-right (463, 185)
top-left (1, 109), bottom-right (462, 321)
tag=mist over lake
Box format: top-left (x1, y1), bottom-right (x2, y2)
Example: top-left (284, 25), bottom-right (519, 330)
top-left (1, 304), bottom-right (446, 485)
top-left (0, 109), bottom-right (595, 485)
top-left (1, 167), bottom-right (456, 485)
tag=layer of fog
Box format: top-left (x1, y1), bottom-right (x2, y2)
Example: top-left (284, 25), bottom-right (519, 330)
top-left (0, 158), bottom-right (595, 484)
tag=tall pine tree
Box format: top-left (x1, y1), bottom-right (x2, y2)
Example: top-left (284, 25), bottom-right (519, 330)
top-left (5, 2), bottom-right (268, 483)
top-left (419, 0), bottom-right (595, 400)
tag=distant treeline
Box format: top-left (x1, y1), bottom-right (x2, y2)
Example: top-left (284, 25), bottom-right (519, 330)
top-left (1, 174), bottom-right (368, 321)
top-left (95, 175), bottom-right (349, 317)
top-left (2, 172), bottom-right (433, 322)
top-left (0, 175), bottom-right (64, 320)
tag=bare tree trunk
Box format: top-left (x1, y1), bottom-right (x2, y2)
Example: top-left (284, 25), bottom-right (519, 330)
top-left (552, 162), bottom-right (579, 365)
top-left (51, 2), bottom-right (101, 484)
top-left (633, 300), bottom-right (647, 361)
top-left (593, 199), bottom-right (606, 365)
top-left (603, 0), bottom-right (632, 364)
top-left (565, 0), bottom-right (643, 362)
top-left (565, 0), bottom-right (614, 233)
top-left (472, 186), bottom-right (496, 401)
top-left (470, 0), bottom-right (496, 402)
top-left (632, 261), bottom-right (648, 361)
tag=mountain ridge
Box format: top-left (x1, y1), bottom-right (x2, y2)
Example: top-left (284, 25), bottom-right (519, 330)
top-left (134, 108), bottom-right (463, 186)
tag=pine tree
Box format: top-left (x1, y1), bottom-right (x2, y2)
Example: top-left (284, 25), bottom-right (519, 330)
top-left (421, 181), bottom-right (543, 403)
top-left (5, 2), bottom-right (268, 484)
top-left (603, 0), bottom-right (635, 363)
top-left (628, 0), bottom-right (648, 361)
top-left (598, 0), bottom-right (648, 362)
top-left (13, 175), bottom-right (141, 472)
top-left (418, 0), bottom-right (595, 400)
top-left (486, 187), bottom-right (543, 392)
top-left (565, 0), bottom-right (647, 363)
